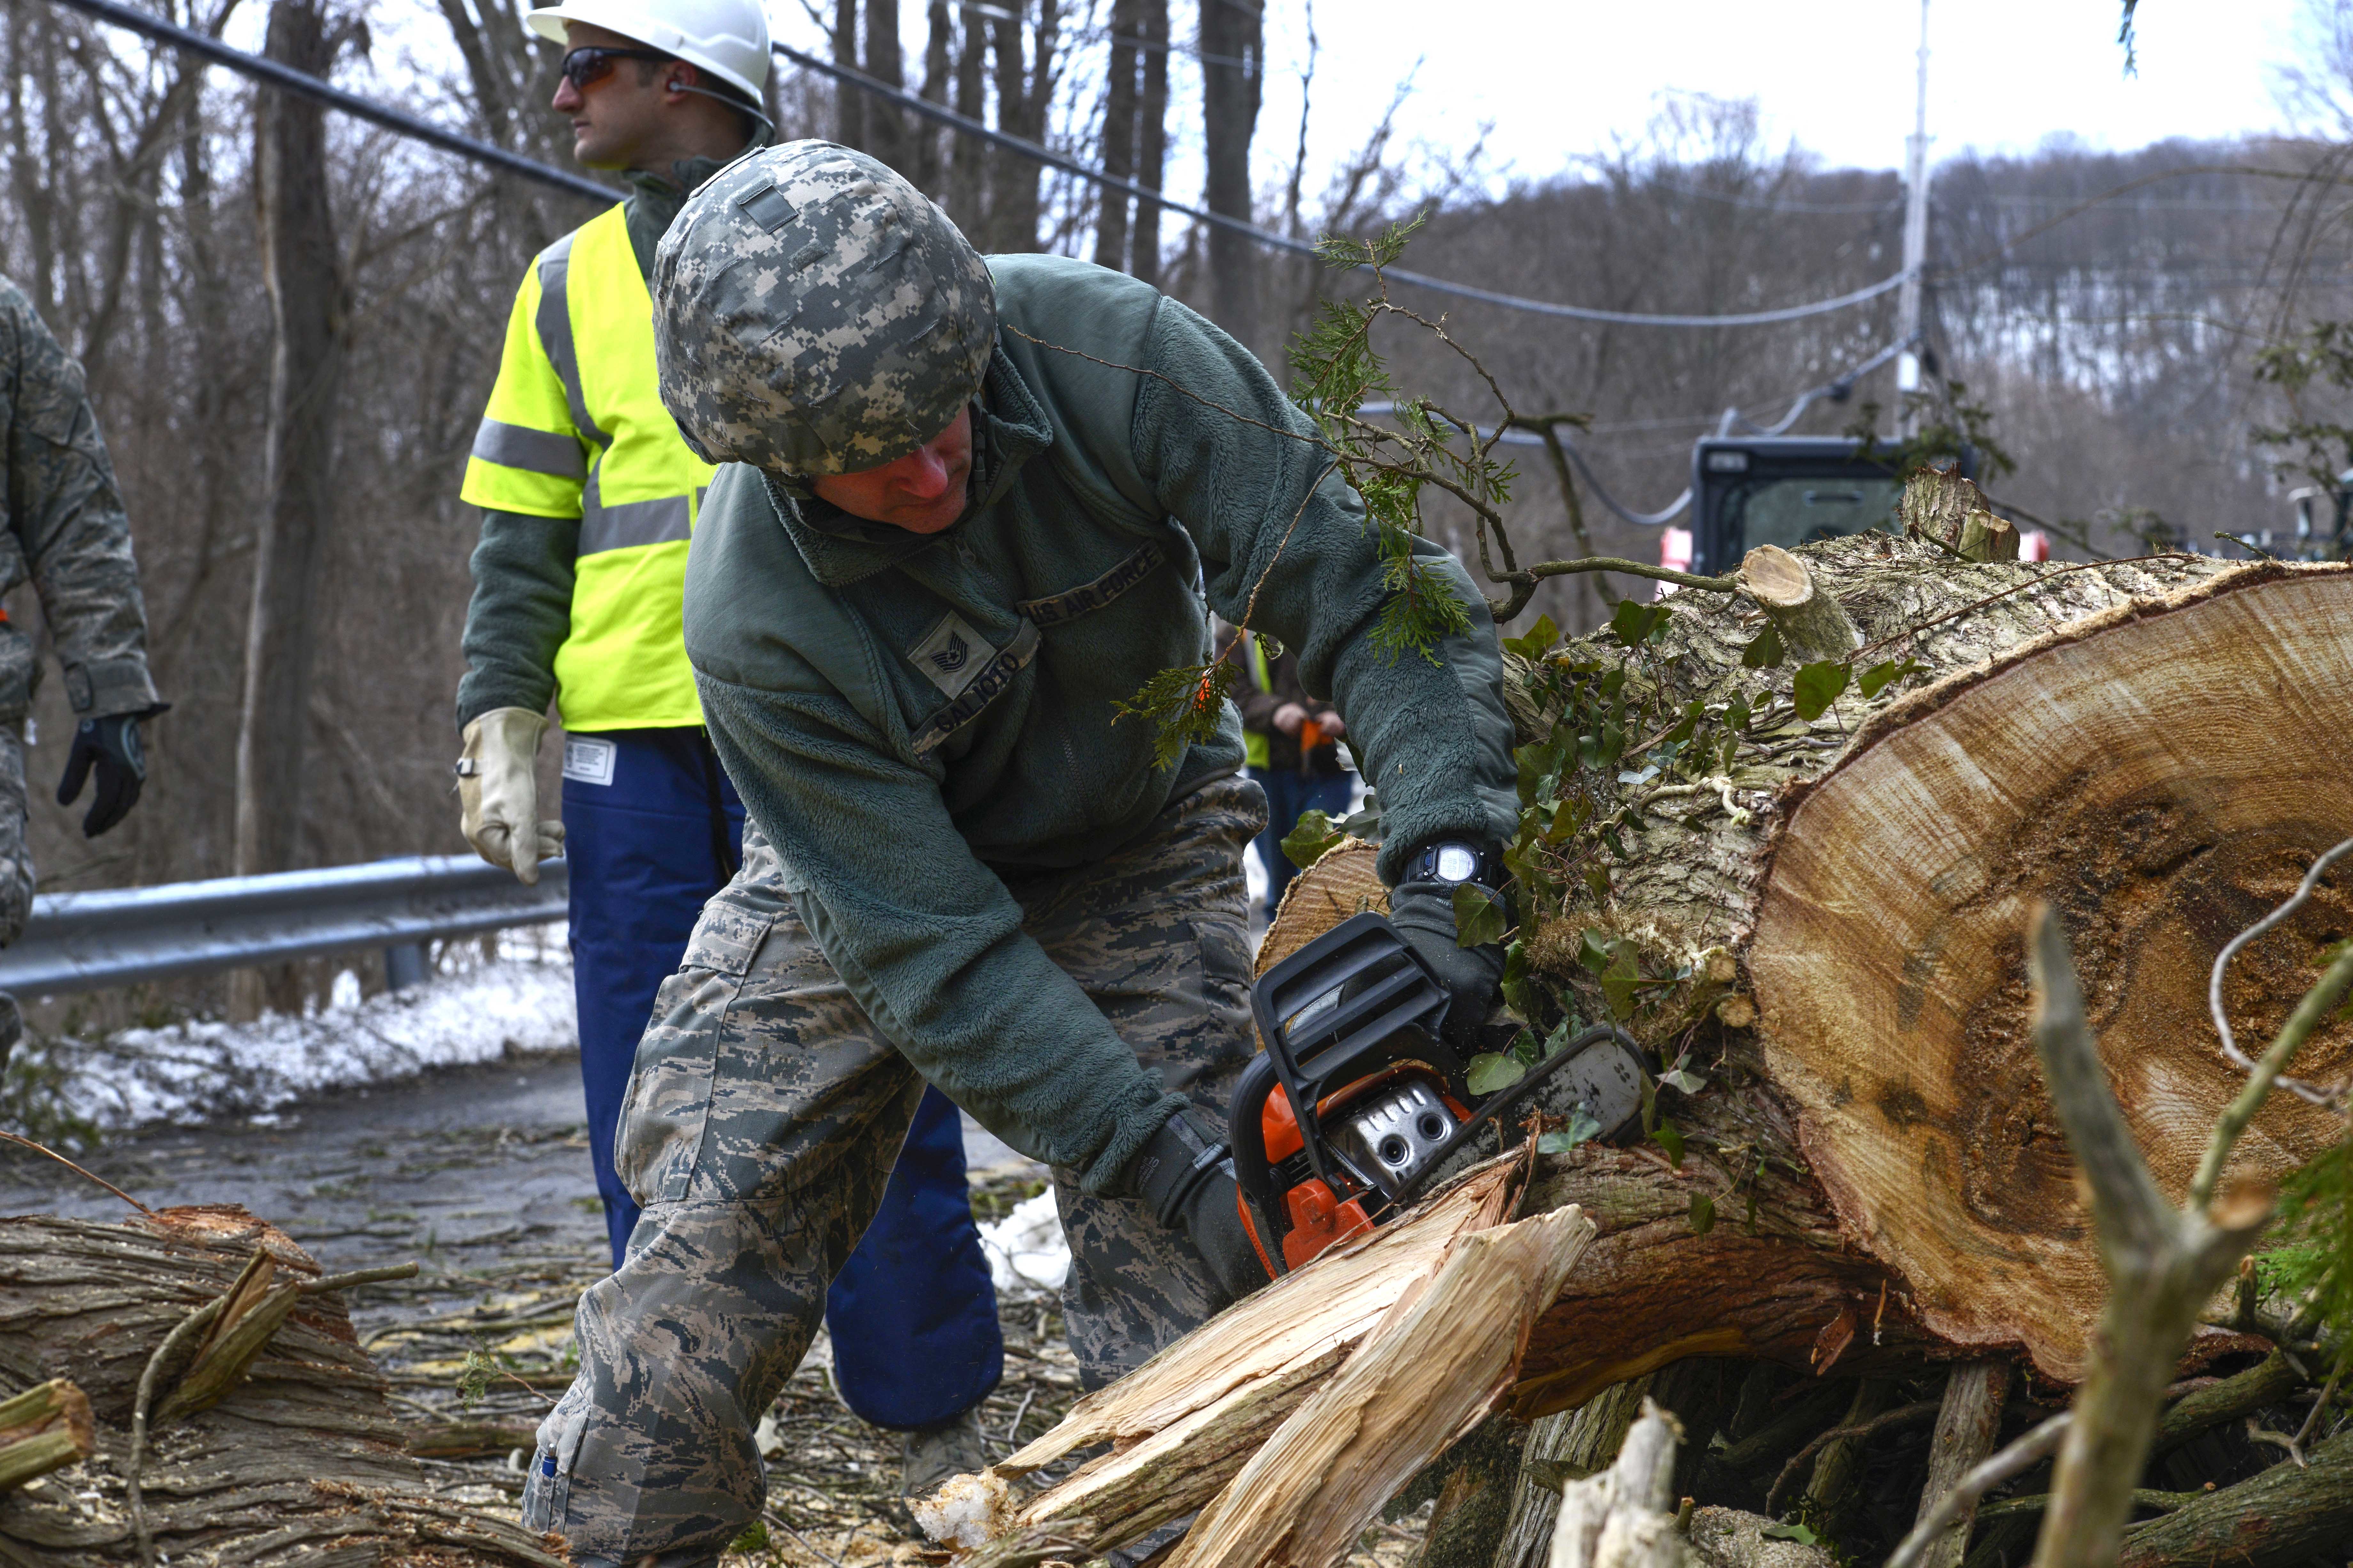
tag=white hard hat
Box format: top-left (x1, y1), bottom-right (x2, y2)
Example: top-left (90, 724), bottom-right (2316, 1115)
top-left (527, 0), bottom-right (770, 109)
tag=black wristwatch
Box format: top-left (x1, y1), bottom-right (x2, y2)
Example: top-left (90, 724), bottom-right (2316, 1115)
top-left (1405, 839), bottom-right (1499, 890)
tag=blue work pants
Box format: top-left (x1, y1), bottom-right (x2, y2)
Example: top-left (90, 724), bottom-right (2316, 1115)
top-left (562, 726), bottom-right (1001, 1428)
top-left (1247, 765), bottom-right (1356, 922)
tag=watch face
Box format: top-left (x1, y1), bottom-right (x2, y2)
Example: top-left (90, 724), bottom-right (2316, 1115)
top-left (1435, 843), bottom-right (1480, 883)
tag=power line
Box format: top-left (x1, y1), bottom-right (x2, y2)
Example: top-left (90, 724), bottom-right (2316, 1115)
top-left (54, 0), bottom-right (1912, 330)
top-left (773, 40), bottom-right (1910, 329)
top-left (51, 0), bottom-right (617, 204)
top-left (1356, 335), bottom-right (1911, 528)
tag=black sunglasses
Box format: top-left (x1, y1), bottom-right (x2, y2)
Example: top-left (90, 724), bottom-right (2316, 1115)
top-left (559, 46), bottom-right (674, 90)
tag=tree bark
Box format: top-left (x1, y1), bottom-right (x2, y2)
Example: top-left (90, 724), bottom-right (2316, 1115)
top-left (1545, 1400), bottom-right (1687, 1568)
top-left (2115, 1426), bottom-right (2353, 1568)
top-left (831, 0), bottom-right (863, 149)
top-left (1736, 545), bottom-right (1860, 665)
top-left (0, 1209), bottom-right (557, 1564)
top-left (1910, 1361), bottom-right (2011, 1568)
top-left (915, 0), bottom-right (951, 191)
top-left (1497, 1379), bottom-right (1653, 1568)
top-left (945, 4), bottom-right (987, 233)
top-left (1198, 0), bottom-right (1260, 343)
top-left (861, 0), bottom-right (906, 176)
top-left (1130, 0), bottom-right (1167, 287)
top-left (1093, 0), bottom-right (1142, 274)
top-left (986, 0), bottom-right (1053, 252)
top-left (0, 1380), bottom-right (92, 1493)
top-left (234, 0), bottom-right (349, 1012)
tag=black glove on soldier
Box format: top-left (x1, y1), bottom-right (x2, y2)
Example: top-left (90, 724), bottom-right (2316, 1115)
top-left (1387, 873), bottom-right (1507, 1052)
top-left (57, 713), bottom-right (149, 838)
top-left (1125, 1105), bottom-right (1272, 1301)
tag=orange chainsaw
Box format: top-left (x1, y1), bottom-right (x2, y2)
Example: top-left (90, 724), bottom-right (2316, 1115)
top-left (1230, 912), bottom-right (1647, 1276)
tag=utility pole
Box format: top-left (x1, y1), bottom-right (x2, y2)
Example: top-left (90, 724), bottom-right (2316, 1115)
top-left (1896, 0), bottom-right (1931, 438)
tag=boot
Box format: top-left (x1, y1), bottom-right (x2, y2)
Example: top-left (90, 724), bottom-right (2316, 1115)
top-left (899, 1406), bottom-right (990, 1498)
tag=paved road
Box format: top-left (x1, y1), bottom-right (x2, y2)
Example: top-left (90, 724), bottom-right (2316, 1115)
top-left (0, 1052), bottom-right (1036, 1291)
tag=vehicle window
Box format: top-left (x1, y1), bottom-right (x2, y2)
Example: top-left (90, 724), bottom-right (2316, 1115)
top-left (1729, 476), bottom-right (1903, 552)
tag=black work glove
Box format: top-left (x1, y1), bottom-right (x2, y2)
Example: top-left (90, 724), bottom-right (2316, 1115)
top-left (1126, 1106), bottom-right (1273, 1302)
top-left (57, 713), bottom-right (149, 838)
top-left (1387, 877), bottom-right (1507, 1052)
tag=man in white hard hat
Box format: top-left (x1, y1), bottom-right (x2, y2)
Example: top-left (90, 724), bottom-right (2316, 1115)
top-left (452, 0), bottom-right (1003, 1496)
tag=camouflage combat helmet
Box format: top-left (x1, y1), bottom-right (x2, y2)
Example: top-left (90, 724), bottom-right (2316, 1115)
top-left (653, 141), bottom-right (997, 476)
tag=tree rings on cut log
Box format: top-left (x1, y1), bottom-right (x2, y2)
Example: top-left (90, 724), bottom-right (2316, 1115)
top-left (1749, 563), bottom-right (2353, 1380)
top-left (1259, 840), bottom-right (1387, 977)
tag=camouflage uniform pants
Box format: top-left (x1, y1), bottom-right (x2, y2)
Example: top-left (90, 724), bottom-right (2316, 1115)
top-left (0, 725), bottom-right (32, 947)
top-left (523, 775), bottom-right (1265, 1563)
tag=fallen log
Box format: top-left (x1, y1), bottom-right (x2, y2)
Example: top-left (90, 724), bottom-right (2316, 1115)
top-left (1496, 539), bottom-right (2350, 1405)
top-left (937, 519), bottom-right (2353, 1562)
top-left (0, 1206), bottom-right (564, 1565)
top-left (2115, 1425), bottom-right (2353, 1568)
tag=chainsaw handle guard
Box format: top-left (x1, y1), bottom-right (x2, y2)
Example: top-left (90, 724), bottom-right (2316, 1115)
top-left (1228, 1052), bottom-right (1284, 1269)
top-left (1389, 1022), bottom-right (1647, 1208)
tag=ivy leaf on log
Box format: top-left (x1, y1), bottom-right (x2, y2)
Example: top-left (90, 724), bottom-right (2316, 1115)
top-left (1609, 599), bottom-right (1673, 647)
top-left (1537, 1108), bottom-right (1604, 1155)
top-left (1858, 656), bottom-right (1927, 699)
top-left (1466, 1053), bottom-right (1527, 1094)
top-left (1503, 613), bottom-right (1561, 660)
top-left (1739, 624), bottom-right (1786, 669)
top-left (1791, 660), bottom-right (1853, 721)
top-left (1689, 1194), bottom-right (1717, 1236)
top-left (1455, 884), bottom-right (1509, 948)
top-left (1281, 809), bottom-right (1347, 871)
top-left (1652, 1119), bottom-right (1686, 1168)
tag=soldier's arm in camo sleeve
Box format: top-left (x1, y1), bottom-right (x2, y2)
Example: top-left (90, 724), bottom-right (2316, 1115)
top-left (1, 283), bottom-right (160, 718)
top-left (1130, 295), bottom-right (1519, 882)
top-left (692, 662), bottom-right (1194, 1195)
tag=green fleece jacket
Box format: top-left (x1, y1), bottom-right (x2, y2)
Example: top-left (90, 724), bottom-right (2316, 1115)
top-left (683, 254), bottom-right (1518, 1192)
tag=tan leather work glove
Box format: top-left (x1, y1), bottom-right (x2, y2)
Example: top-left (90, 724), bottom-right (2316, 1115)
top-left (456, 707), bottom-right (566, 885)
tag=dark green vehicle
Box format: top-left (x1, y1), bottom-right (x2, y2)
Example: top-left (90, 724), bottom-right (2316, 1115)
top-left (1686, 436), bottom-right (1976, 576)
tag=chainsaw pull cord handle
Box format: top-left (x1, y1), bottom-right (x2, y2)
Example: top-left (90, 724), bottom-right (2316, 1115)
top-left (1390, 1022), bottom-right (1647, 1208)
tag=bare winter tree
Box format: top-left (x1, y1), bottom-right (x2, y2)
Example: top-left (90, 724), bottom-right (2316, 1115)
top-left (1198, 0), bottom-right (1261, 342)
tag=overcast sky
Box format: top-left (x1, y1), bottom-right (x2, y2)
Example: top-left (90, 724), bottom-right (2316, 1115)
top-left (360, 0), bottom-right (2316, 207)
top-left (1245, 0), bottom-right (2310, 195)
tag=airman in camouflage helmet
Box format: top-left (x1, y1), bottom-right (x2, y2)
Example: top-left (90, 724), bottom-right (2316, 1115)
top-left (652, 140), bottom-right (996, 477)
top-left (526, 148), bottom-right (1524, 1567)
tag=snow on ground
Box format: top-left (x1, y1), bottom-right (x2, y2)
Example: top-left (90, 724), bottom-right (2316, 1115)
top-left (5, 928), bottom-right (576, 1136)
top-left (978, 1188), bottom-right (1071, 1298)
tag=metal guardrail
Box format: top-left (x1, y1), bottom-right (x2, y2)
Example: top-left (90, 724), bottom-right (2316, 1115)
top-left (0, 855), bottom-right (569, 997)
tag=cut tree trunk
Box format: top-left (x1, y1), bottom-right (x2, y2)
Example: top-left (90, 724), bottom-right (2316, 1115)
top-left (1269, 536), bottom-right (2353, 1427)
top-left (0, 1207), bottom-right (560, 1565)
top-left (1496, 540), bottom-right (2353, 1404)
top-left (940, 531), bottom-right (2353, 1565)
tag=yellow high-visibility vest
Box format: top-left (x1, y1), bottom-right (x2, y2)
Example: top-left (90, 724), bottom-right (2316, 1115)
top-left (1242, 636), bottom-right (1272, 770)
top-left (460, 203), bottom-right (713, 731)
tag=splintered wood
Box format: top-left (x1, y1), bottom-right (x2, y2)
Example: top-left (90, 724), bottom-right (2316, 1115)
top-left (925, 1163), bottom-right (1595, 1568)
